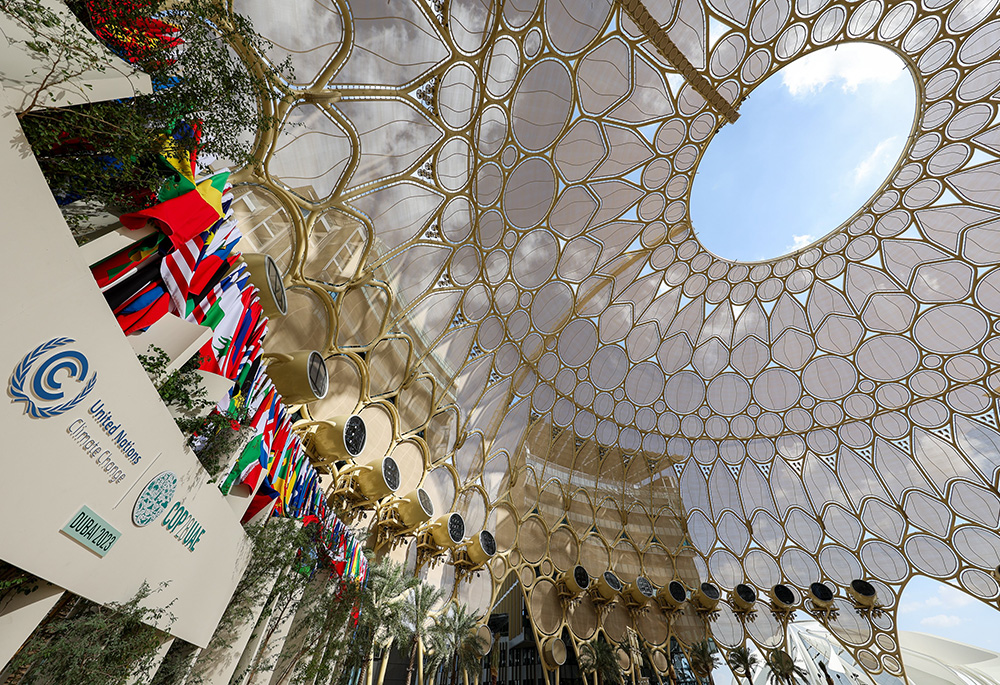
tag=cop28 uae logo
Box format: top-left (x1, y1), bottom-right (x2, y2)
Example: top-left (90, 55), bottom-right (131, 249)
top-left (133, 471), bottom-right (178, 527)
top-left (9, 338), bottom-right (97, 419)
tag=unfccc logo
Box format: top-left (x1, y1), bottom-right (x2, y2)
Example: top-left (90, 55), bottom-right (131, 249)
top-left (9, 338), bottom-right (97, 419)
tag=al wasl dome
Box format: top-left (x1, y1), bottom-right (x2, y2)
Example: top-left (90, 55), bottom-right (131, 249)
top-left (2, 0), bottom-right (1000, 683)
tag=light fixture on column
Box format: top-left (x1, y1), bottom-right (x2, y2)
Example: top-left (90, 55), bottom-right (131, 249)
top-left (373, 487), bottom-right (435, 551)
top-left (656, 579), bottom-right (688, 614)
top-left (416, 512), bottom-right (466, 568)
top-left (730, 583), bottom-right (758, 620)
top-left (263, 350), bottom-right (328, 405)
top-left (848, 579), bottom-right (882, 617)
top-left (623, 576), bottom-right (656, 613)
top-left (769, 584), bottom-right (798, 624)
top-left (454, 530), bottom-right (497, 579)
top-left (242, 253), bottom-right (288, 318)
top-left (806, 581), bottom-right (838, 620)
top-left (557, 565), bottom-right (590, 605)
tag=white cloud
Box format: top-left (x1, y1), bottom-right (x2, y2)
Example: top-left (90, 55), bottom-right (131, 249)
top-left (921, 615), bottom-right (962, 628)
top-left (853, 137), bottom-right (898, 185)
top-left (781, 44), bottom-right (907, 97)
top-left (939, 586), bottom-right (974, 607)
top-left (786, 234), bottom-right (815, 251)
top-left (902, 586), bottom-right (976, 614)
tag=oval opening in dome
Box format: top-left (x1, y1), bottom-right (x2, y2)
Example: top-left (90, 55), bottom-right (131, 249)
top-left (691, 43), bottom-right (916, 262)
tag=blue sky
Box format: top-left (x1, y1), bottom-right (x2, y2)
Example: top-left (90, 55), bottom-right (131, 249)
top-left (896, 576), bottom-right (1000, 652)
top-left (691, 43), bottom-right (916, 261)
top-left (691, 43), bottom-right (1000, 657)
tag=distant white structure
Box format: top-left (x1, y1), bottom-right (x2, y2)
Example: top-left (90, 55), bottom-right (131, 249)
top-left (721, 620), bottom-right (1000, 685)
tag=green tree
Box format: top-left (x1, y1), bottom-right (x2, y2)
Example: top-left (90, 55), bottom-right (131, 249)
top-left (8, 0), bottom-right (290, 230)
top-left (403, 581), bottom-right (446, 685)
top-left (182, 519), bottom-right (314, 683)
top-left (11, 582), bottom-right (174, 685)
top-left (578, 638), bottom-right (623, 685)
top-left (688, 641), bottom-right (720, 685)
top-left (431, 603), bottom-right (486, 685)
top-left (353, 559), bottom-right (419, 685)
top-left (241, 520), bottom-right (339, 684)
top-left (728, 646), bottom-right (759, 685)
top-left (766, 650), bottom-right (808, 685)
top-left (1, 0), bottom-right (111, 116)
top-left (271, 575), bottom-right (362, 685)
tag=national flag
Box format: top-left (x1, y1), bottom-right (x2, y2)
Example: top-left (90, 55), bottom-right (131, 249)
top-left (219, 434), bottom-right (266, 495)
top-left (91, 232), bottom-right (166, 289)
top-left (241, 477), bottom-right (280, 524)
top-left (113, 280), bottom-right (168, 334)
top-left (120, 179), bottom-right (229, 250)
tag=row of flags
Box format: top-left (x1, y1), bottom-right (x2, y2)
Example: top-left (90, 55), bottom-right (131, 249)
top-left (88, 131), bottom-right (366, 583)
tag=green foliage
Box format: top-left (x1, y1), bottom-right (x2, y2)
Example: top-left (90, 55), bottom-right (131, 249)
top-left (403, 581), bottom-right (446, 685)
top-left (12, 582), bottom-right (174, 685)
top-left (137, 345), bottom-right (250, 475)
top-left (187, 408), bottom-right (253, 477)
top-left (728, 645), bottom-right (759, 685)
top-left (689, 641), bottom-right (720, 685)
top-left (349, 559), bottom-right (419, 685)
top-left (436, 603), bottom-right (487, 685)
top-left (138, 345), bottom-right (211, 416)
top-left (277, 571), bottom-right (362, 684)
top-left (0, 562), bottom-right (41, 610)
top-left (178, 519), bottom-right (322, 684)
top-left (578, 638), bottom-right (623, 685)
top-left (765, 650), bottom-right (807, 685)
top-left (1, 0), bottom-right (110, 115)
top-left (8, 0), bottom-right (290, 230)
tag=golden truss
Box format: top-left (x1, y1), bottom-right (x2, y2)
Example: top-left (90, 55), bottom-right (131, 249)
top-left (219, 0), bottom-right (1000, 679)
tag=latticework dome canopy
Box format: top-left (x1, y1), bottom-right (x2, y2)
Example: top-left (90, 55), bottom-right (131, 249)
top-left (223, 0), bottom-right (1000, 677)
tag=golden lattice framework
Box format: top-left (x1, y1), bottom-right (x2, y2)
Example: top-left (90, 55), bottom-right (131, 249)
top-left (219, 0), bottom-right (1000, 678)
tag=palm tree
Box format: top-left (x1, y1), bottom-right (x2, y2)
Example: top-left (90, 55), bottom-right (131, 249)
top-left (428, 602), bottom-right (487, 685)
top-left (358, 559), bottom-right (418, 685)
top-left (403, 580), bottom-right (446, 685)
top-left (766, 650), bottom-right (808, 685)
top-left (423, 625), bottom-right (449, 685)
top-left (728, 646), bottom-right (760, 685)
top-left (688, 641), bottom-right (720, 685)
top-left (578, 638), bottom-right (622, 685)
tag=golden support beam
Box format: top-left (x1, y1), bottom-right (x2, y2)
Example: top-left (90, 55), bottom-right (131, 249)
top-left (616, 0), bottom-right (741, 124)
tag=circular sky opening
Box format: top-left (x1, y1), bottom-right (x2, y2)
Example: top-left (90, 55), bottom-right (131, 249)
top-left (690, 43), bottom-right (916, 262)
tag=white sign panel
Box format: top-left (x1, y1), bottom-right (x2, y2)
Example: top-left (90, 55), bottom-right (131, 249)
top-left (0, 94), bottom-right (249, 647)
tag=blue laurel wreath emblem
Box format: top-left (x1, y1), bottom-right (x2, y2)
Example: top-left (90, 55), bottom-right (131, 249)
top-left (9, 338), bottom-right (97, 419)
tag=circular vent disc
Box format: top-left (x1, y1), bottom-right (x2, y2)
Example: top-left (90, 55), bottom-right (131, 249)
top-left (382, 457), bottom-right (400, 491)
top-left (736, 583), bottom-right (756, 603)
top-left (701, 582), bottom-right (720, 600)
top-left (448, 513), bottom-right (466, 543)
top-left (668, 581), bottom-right (686, 602)
top-left (574, 565), bottom-right (590, 589)
top-left (852, 579), bottom-right (876, 597)
top-left (265, 254), bottom-right (288, 315)
top-left (636, 577), bottom-right (654, 597)
top-left (480, 530), bottom-right (497, 556)
top-left (417, 488), bottom-right (434, 516)
top-left (604, 571), bottom-right (622, 591)
top-left (774, 584), bottom-right (795, 605)
top-left (810, 582), bottom-right (833, 602)
top-left (344, 415), bottom-right (366, 456)
top-left (307, 351), bottom-right (329, 399)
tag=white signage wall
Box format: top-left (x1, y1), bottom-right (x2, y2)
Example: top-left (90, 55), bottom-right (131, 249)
top-left (0, 90), bottom-right (249, 647)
